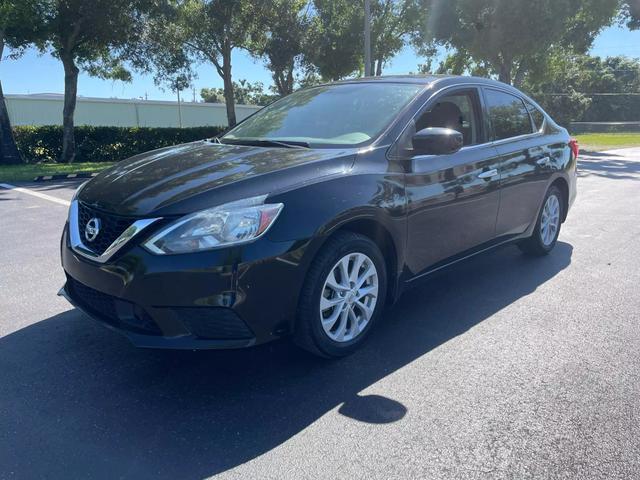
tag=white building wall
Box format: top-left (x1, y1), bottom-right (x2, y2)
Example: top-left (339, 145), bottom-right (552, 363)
top-left (4, 94), bottom-right (261, 128)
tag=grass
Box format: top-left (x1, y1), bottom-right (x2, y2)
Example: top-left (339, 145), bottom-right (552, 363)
top-left (574, 132), bottom-right (640, 152)
top-left (0, 162), bottom-right (114, 183)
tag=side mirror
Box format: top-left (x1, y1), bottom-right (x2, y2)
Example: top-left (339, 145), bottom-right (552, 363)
top-left (412, 127), bottom-right (463, 156)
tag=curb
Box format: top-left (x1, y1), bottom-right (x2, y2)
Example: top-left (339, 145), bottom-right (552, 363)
top-left (33, 172), bottom-right (99, 182)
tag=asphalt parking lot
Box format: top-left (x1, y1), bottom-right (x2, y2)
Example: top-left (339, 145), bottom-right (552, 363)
top-left (1, 149), bottom-right (639, 480)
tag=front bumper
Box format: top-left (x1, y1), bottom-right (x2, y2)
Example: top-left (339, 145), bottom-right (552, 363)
top-left (60, 223), bottom-right (315, 349)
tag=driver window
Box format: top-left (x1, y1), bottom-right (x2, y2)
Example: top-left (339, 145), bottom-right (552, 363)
top-left (415, 91), bottom-right (479, 146)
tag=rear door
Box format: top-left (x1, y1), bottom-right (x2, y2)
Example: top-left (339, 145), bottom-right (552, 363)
top-left (400, 87), bottom-right (502, 277)
top-left (482, 88), bottom-right (553, 237)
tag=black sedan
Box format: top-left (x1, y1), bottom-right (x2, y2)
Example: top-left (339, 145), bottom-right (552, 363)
top-left (60, 75), bottom-right (578, 358)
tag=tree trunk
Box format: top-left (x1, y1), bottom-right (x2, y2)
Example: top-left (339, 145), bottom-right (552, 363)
top-left (61, 54), bottom-right (79, 163)
top-left (284, 64), bottom-right (294, 95)
top-left (498, 57), bottom-right (513, 85)
top-left (513, 60), bottom-right (527, 89)
top-left (221, 46), bottom-right (236, 128)
top-left (375, 59), bottom-right (383, 76)
top-left (274, 71), bottom-right (286, 96)
top-left (0, 35), bottom-right (22, 165)
top-left (274, 65), bottom-right (295, 96)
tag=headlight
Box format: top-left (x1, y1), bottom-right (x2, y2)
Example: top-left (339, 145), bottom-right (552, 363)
top-left (143, 195), bottom-right (283, 254)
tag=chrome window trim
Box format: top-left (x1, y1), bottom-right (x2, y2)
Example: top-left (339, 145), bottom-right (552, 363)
top-left (69, 200), bottom-right (161, 263)
top-left (388, 81), bottom-right (546, 160)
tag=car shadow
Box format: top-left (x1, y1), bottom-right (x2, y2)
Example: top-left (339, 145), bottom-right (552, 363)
top-left (0, 242), bottom-right (572, 479)
top-left (578, 154), bottom-right (640, 181)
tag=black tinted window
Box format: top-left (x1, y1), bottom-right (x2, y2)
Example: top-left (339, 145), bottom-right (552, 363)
top-left (416, 91), bottom-right (480, 146)
top-left (525, 100), bottom-right (545, 131)
top-left (485, 90), bottom-right (533, 140)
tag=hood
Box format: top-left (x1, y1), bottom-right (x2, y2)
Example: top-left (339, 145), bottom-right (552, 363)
top-left (78, 141), bottom-right (355, 216)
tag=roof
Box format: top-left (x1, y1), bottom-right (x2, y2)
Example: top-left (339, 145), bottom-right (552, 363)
top-left (336, 74), bottom-right (452, 85)
top-left (334, 74), bottom-right (514, 89)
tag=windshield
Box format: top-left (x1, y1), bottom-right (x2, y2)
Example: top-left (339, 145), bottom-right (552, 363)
top-left (222, 83), bottom-right (423, 148)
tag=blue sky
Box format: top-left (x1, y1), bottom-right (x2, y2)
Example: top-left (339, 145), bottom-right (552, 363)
top-left (2, 24), bottom-right (639, 102)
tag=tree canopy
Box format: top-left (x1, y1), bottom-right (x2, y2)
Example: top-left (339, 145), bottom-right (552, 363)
top-left (31, 0), bottom-right (155, 162)
top-left (2, 0), bottom-right (639, 164)
top-left (524, 54), bottom-right (640, 125)
top-left (421, 0), bottom-right (621, 85)
top-left (201, 79), bottom-right (278, 106)
top-left (0, 0), bottom-right (46, 164)
top-left (256, 0), bottom-right (310, 96)
top-left (304, 0), bottom-right (363, 81)
top-left (176, 0), bottom-right (265, 127)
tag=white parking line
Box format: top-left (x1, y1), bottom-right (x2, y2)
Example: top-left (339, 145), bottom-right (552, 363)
top-left (0, 183), bottom-right (71, 207)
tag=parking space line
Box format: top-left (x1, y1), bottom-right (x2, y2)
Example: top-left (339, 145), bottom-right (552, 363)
top-left (0, 183), bottom-right (71, 207)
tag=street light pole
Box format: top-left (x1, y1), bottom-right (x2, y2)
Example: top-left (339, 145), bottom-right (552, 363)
top-left (176, 88), bottom-right (183, 129)
top-left (364, 0), bottom-right (372, 77)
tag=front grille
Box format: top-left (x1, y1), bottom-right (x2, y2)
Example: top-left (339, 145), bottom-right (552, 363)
top-left (77, 203), bottom-right (133, 255)
top-left (68, 277), bottom-right (161, 335)
top-left (175, 307), bottom-right (254, 339)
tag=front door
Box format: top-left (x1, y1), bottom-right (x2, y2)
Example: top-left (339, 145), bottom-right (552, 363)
top-left (400, 87), bottom-right (502, 277)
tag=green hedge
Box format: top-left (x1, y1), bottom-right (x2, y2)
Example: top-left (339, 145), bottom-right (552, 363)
top-left (13, 125), bottom-right (226, 164)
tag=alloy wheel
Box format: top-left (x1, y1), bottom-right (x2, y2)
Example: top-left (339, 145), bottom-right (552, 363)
top-left (540, 193), bottom-right (560, 246)
top-left (319, 252), bottom-right (379, 343)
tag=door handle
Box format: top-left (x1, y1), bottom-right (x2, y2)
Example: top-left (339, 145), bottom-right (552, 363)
top-left (536, 156), bottom-right (551, 167)
top-left (478, 169), bottom-right (498, 180)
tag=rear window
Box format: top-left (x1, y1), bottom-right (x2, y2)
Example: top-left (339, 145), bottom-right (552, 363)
top-left (525, 100), bottom-right (545, 131)
top-left (485, 89), bottom-right (534, 141)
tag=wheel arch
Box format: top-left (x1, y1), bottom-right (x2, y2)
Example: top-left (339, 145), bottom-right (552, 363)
top-left (550, 176), bottom-right (569, 222)
top-left (326, 217), bottom-right (402, 304)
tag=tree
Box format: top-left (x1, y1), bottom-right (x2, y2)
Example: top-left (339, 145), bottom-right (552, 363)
top-left (257, 0), bottom-right (310, 96)
top-left (621, 0), bottom-right (640, 29)
top-left (0, 0), bottom-right (44, 164)
top-left (368, 0), bottom-right (423, 76)
top-left (178, 0), bottom-right (265, 127)
top-left (304, 0), bottom-right (426, 81)
top-left (304, 0), bottom-right (363, 81)
top-left (36, 0), bottom-right (154, 163)
top-left (126, 1), bottom-right (197, 100)
top-left (419, 0), bottom-right (621, 85)
top-left (201, 79), bottom-right (277, 106)
top-left (435, 48), bottom-right (492, 77)
top-left (524, 54), bottom-right (640, 124)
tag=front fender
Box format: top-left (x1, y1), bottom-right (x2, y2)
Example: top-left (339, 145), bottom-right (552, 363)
top-left (264, 171), bottom-right (408, 301)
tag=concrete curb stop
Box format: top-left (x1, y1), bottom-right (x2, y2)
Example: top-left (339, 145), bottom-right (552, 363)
top-left (33, 172), bottom-right (99, 182)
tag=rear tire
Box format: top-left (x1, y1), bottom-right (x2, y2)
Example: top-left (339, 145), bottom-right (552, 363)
top-left (518, 185), bottom-right (563, 256)
top-left (294, 231), bottom-right (387, 358)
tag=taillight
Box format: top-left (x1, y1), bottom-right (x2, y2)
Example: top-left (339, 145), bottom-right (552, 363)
top-left (569, 139), bottom-right (579, 159)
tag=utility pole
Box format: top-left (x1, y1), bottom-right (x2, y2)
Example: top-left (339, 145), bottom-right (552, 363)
top-left (176, 87), bottom-right (183, 128)
top-left (364, 0), bottom-right (372, 77)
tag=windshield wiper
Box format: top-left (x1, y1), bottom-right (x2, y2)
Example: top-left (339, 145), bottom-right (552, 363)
top-left (221, 138), bottom-right (310, 149)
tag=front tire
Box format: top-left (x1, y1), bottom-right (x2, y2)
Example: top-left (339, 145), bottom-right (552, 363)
top-left (519, 185), bottom-right (563, 256)
top-left (294, 231), bottom-right (387, 358)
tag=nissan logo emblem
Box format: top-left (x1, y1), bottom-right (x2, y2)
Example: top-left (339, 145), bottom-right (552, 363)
top-left (85, 217), bottom-right (101, 242)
